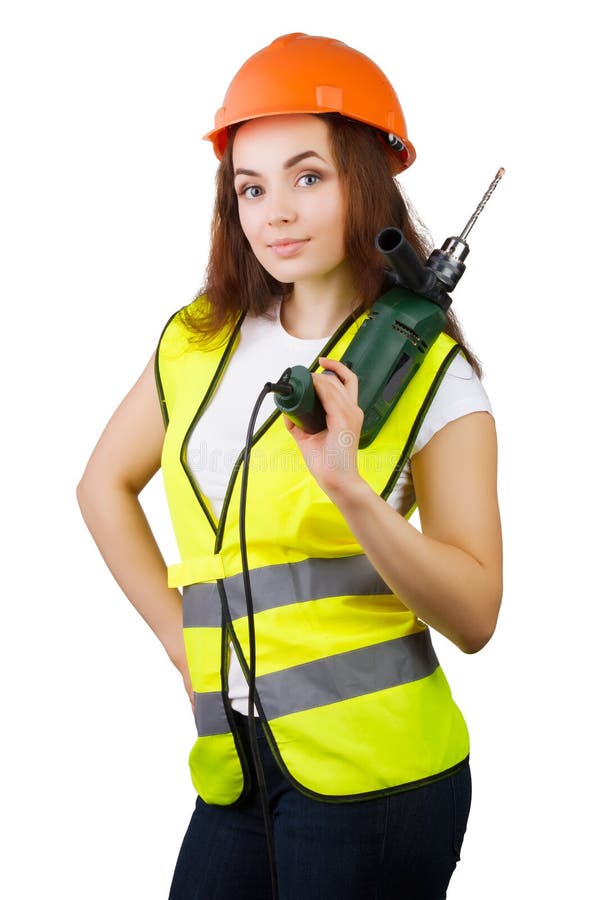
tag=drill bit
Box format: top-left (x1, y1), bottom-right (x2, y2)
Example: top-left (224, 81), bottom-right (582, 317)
top-left (459, 168), bottom-right (505, 242)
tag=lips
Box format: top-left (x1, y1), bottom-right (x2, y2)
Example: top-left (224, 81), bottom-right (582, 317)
top-left (269, 238), bottom-right (310, 258)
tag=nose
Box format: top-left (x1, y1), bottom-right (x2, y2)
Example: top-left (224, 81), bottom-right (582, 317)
top-left (267, 185), bottom-right (297, 227)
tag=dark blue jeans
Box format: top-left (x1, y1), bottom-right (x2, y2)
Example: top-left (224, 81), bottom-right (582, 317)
top-left (168, 712), bottom-right (471, 900)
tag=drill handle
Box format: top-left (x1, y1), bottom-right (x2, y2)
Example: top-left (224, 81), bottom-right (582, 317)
top-left (376, 227), bottom-right (437, 295)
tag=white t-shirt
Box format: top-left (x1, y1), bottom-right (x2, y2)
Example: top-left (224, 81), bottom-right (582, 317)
top-left (186, 300), bottom-right (493, 713)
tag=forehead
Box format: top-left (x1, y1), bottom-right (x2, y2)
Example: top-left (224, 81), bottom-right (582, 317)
top-left (232, 114), bottom-right (333, 167)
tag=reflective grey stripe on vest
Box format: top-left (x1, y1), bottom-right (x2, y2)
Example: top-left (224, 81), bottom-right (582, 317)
top-left (192, 630), bottom-right (438, 736)
top-left (183, 554), bottom-right (393, 628)
top-left (257, 630), bottom-right (438, 719)
top-left (193, 691), bottom-right (231, 737)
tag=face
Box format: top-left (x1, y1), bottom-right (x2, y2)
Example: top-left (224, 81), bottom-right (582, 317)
top-left (232, 114), bottom-right (350, 289)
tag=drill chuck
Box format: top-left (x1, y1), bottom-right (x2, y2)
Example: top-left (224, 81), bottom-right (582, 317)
top-left (427, 237), bottom-right (469, 291)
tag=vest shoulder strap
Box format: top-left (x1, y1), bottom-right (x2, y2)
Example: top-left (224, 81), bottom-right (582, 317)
top-left (155, 296), bottom-right (241, 426)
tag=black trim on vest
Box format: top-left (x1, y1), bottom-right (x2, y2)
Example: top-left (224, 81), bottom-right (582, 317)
top-left (178, 313), bottom-right (247, 535)
top-left (163, 305), bottom-right (467, 802)
top-left (154, 307), bottom-right (183, 428)
top-left (381, 342), bottom-right (462, 500)
top-left (222, 575), bottom-right (470, 803)
top-left (195, 317), bottom-right (467, 805)
top-left (218, 580), bottom-right (253, 806)
top-left (263, 718), bottom-right (470, 804)
top-left (214, 307), bottom-right (366, 554)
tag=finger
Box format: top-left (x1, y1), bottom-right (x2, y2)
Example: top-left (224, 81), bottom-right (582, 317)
top-left (313, 381), bottom-right (358, 422)
top-left (283, 414), bottom-right (305, 437)
top-left (312, 379), bottom-right (363, 436)
top-left (315, 365), bottom-right (359, 405)
top-left (312, 372), bottom-right (350, 407)
top-left (282, 413), bottom-right (316, 444)
top-left (318, 357), bottom-right (358, 385)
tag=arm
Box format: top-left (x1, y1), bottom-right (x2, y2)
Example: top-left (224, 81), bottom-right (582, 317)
top-left (76, 353), bottom-right (192, 702)
top-left (327, 412), bottom-right (502, 653)
top-left (284, 357), bottom-right (503, 654)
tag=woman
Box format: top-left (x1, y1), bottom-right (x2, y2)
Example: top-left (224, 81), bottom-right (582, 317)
top-left (78, 33), bottom-right (502, 900)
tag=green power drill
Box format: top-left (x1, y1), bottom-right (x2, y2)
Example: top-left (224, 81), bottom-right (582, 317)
top-left (273, 168), bottom-right (504, 448)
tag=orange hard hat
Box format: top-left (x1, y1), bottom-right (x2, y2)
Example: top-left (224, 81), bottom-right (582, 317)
top-left (203, 33), bottom-right (416, 174)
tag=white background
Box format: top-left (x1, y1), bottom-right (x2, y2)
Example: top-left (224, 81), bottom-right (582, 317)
top-left (1, 1), bottom-right (597, 896)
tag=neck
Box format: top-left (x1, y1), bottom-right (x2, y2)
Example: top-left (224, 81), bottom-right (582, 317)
top-left (280, 271), bottom-right (360, 340)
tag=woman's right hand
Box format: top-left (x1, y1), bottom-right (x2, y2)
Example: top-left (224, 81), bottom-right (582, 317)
top-left (77, 352), bottom-right (196, 711)
top-left (160, 621), bottom-right (195, 712)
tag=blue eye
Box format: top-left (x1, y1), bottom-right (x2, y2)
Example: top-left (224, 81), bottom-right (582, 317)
top-left (241, 185), bottom-right (263, 199)
top-left (298, 173), bottom-right (320, 187)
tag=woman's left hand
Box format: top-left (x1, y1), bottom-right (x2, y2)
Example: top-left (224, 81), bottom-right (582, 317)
top-left (283, 357), bottom-right (365, 497)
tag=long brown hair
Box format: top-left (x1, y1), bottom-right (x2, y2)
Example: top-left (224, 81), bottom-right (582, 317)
top-left (184, 114), bottom-right (482, 376)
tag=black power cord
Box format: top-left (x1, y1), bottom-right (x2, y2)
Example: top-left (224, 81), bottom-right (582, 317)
top-left (237, 377), bottom-right (294, 900)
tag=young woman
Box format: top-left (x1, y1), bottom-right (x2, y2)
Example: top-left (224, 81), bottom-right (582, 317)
top-left (78, 33), bottom-right (502, 900)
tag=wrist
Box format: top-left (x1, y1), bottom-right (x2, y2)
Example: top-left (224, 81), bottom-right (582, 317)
top-left (324, 474), bottom-right (372, 509)
top-left (160, 620), bottom-right (186, 669)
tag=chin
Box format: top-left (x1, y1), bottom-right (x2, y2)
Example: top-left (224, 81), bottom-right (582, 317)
top-left (261, 260), bottom-right (338, 286)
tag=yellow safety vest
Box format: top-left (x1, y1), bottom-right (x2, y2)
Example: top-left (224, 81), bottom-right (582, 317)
top-left (156, 298), bottom-right (470, 805)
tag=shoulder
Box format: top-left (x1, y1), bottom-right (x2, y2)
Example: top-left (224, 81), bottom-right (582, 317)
top-left (413, 353), bottom-right (493, 456)
top-left (154, 297), bottom-right (213, 423)
top-left (157, 294), bottom-right (244, 362)
top-left (157, 295), bottom-right (210, 354)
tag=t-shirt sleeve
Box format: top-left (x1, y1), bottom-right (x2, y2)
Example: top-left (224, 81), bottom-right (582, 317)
top-left (411, 352), bottom-right (493, 456)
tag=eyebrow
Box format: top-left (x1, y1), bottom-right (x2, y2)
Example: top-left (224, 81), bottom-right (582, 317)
top-left (234, 150), bottom-right (327, 178)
